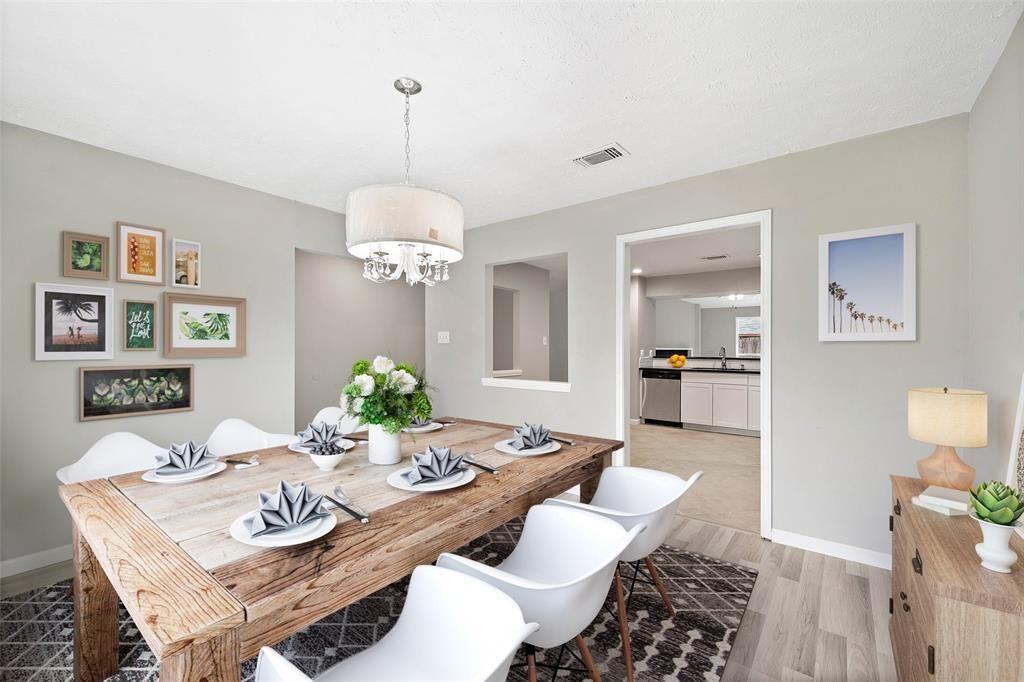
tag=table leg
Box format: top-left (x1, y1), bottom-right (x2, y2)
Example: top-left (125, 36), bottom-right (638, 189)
top-left (73, 523), bottom-right (118, 682)
top-left (160, 630), bottom-right (240, 682)
top-left (580, 451), bottom-right (612, 503)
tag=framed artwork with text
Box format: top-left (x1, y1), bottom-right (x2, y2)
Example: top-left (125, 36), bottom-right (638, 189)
top-left (117, 222), bottom-right (165, 285)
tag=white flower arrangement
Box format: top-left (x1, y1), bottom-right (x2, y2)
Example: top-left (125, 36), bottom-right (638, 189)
top-left (340, 355), bottom-right (431, 433)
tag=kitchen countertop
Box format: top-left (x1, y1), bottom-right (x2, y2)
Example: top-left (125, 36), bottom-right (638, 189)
top-left (639, 366), bottom-right (760, 375)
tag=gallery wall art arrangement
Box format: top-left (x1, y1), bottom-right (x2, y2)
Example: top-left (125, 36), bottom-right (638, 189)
top-left (36, 221), bottom-right (245, 419)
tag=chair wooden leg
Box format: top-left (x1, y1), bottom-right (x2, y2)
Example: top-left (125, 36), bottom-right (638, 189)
top-left (526, 644), bottom-right (538, 682)
top-left (614, 568), bottom-right (635, 682)
top-left (575, 634), bottom-right (601, 682)
top-left (644, 555), bottom-right (676, 617)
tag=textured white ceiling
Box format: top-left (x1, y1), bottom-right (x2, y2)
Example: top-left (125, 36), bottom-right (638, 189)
top-left (3, 2), bottom-right (1021, 228)
top-left (630, 225), bottom-right (760, 276)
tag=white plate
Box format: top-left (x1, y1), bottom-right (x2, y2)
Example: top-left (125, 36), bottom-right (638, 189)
top-left (386, 467), bottom-right (476, 492)
top-left (229, 510), bottom-right (338, 547)
top-left (402, 422), bottom-right (444, 434)
top-left (288, 439), bottom-right (355, 454)
top-left (493, 439), bottom-right (562, 457)
top-left (141, 460), bottom-right (227, 484)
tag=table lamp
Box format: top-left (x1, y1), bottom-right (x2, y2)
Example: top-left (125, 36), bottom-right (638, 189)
top-left (908, 387), bottom-right (988, 490)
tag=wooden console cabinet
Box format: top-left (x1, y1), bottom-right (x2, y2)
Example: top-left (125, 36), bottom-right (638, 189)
top-left (890, 476), bottom-right (1024, 680)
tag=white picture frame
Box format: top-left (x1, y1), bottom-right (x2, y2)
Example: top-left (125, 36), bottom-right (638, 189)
top-left (116, 222), bottom-right (166, 285)
top-left (35, 282), bottom-right (114, 360)
top-left (171, 238), bottom-right (202, 289)
top-left (818, 223), bottom-right (916, 342)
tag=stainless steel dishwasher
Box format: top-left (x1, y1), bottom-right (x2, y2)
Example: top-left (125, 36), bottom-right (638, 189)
top-left (640, 368), bottom-right (681, 425)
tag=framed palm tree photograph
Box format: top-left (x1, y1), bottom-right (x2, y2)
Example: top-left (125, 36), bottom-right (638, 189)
top-left (35, 283), bottom-right (114, 360)
top-left (163, 292), bottom-right (246, 358)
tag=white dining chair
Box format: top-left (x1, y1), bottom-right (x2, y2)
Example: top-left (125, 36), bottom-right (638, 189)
top-left (310, 406), bottom-right (361, 435)
top-left (205, 418), bottom-right (298, 457)
top-left (253, 565), bottom-right (538, 682)
top-left (545, 467), bottom-right (702, 617)
top-left (437, 504), bottom-right (645, 682)
top-left (56, 432), bottom-right (167, 483)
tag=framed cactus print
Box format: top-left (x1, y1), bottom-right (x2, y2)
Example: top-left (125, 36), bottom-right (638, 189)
top-left (116, 222), bottom-right (165, 285)
top-left (62, 231), bottom-right (110, 280)
top-left (79, 365), bottom-right (193, 421)
top-left (35, 283), bottom-right (114, 361)
top-left (123, 299), bottom-right (157, 351)
top-left (163, 292), bottom-right (246, 358)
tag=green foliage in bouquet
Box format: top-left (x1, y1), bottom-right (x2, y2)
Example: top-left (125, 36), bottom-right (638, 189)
top-left (969, 480), bottom-right (1024, 526)
top-left (341, 356), bottom-right (431, 434)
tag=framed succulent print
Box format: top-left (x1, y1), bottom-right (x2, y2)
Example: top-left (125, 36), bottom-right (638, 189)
top-left (171, 238), bottom-right (202, 288)
top-left (116, 222), bottom-right (165, 285)
top-left (163, 292), bottom-right (246, 358)
top-left (123, 299), bottom-right (157, 351)
top-left (35, 283), bottom-right (114, 360)
top-left (80, 365), bottom-right (193, 421)
top-left (62, 231), bottom-right (109, 280)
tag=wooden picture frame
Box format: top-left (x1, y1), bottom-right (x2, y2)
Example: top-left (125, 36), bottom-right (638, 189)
top-left (1008, 371), bottom-right (1024, 539)
top-left (163, 292), bottom-right (246, 358)
top-left (35, 282), bottom-right (114, 361)
top-left (80, 364), bottom-right (194, 421)
top-left (123, 299), bottom-right (158, 352)
top-left (62, 231), bottom-right (110, 280)
top-left (116, 221), bottom-right (166, 285)
top-left (171, 238), bottom-right (202, 288)
top-left (818, 223), bottom-right (916, 342)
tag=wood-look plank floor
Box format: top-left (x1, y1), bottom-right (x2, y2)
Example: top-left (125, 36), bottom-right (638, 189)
top-left (665, 514), bottom-right (896, 681)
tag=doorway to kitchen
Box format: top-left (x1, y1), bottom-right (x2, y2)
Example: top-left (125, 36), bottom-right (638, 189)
top-left (615, 210), bottom-right (772, 538)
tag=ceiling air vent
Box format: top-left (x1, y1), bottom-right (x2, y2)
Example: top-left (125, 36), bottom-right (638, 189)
top-left (573, 143), bottom-right (630, 168)
top-left (700, 254), bottom-right (729, 261)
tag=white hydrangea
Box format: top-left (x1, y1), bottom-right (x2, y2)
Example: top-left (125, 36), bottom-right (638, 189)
top-left (352, 397), bottom-right (365, 413)
top-left (372, 355), bottom-right (395, 374)
top-left (389, 369), bottom-right (417, 395)
top-left (353, 374), bottom-right (375, 396)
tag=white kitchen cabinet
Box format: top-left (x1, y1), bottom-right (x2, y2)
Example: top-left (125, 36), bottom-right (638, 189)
top-left (680, 382), bottom-right (713, 425)
top-left (712, 383), bottom-right (748, 429)
top-left (747, 386), bottom-right (761, 431)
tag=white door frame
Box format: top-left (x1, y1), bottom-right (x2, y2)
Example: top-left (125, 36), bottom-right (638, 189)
top-left (614, 209), bottom-right (773, 539)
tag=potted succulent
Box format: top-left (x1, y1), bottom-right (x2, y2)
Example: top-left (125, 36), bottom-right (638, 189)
top-left (340, 356), bottom-right (431, 465)
top-left (968, 480), bottom-right (1024, 573)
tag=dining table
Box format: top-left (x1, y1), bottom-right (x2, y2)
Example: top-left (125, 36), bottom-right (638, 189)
top-left (58, 417), bottom-right (621, 681)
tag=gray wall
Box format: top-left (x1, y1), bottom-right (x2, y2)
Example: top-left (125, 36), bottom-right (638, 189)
top-left (549, 284), bottom-right (569, 382)
top-left (492, 263), bottom-right (550, 380)
top-left (701, 306), bottom-right (760, 357)
top-left (426, 115), bottom-right (969, 557)
top-left (966, 16), bottom-right (1024, 483)
top-left (0, 123), bottom-right (346, 569)
top-left (294, 249), bottom-right (424, 433)
top-left (654, 299), bottom-right (700, 350)
top-left (492, 288), bottom-right (516, 371)
top-left (644, 267), bottom-right (760, 298)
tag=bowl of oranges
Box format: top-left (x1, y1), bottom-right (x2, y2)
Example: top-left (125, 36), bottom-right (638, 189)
top-left (667, 354), bottom-right (687, 368)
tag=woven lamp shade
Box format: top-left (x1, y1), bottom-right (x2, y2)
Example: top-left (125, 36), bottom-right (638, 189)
top-left (908, 387), bottom-right (987, 448)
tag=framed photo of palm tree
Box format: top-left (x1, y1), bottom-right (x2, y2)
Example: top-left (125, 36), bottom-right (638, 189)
top-left (818, 224), bottom-right (916, 342)
top-left (163, 292), bottom-right (246, 358)
top-left (35, 283), bottom-right (114, 360)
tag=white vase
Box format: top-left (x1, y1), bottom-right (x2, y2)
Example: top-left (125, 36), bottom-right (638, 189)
top-left (972, 513), bottom-right (1020, 573)
top-left (367, 424), bottom-right (402, 465)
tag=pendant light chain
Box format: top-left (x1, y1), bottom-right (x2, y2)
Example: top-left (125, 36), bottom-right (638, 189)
top-left (403, 88), bottom-right (412, 184)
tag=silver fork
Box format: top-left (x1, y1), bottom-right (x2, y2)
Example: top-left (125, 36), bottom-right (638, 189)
top-left (333, 485), bottom-right (369, 518)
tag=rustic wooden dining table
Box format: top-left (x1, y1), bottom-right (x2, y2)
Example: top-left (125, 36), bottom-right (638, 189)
top-left (58, 418), bottom-right (620, 681)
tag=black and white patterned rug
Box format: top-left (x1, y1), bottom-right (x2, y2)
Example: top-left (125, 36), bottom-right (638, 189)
top-left (0, 519), bottom-right (757, 681)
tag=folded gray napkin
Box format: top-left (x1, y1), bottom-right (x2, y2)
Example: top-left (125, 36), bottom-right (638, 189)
top-left (298, 422), bottom-right (344, 456)
top-left (155, 441), bottom-right (218, 475)
top-left (404, 445), bottom-right (467, 485)
top-left (512, 423), bottom-right (551, 450)
top-left (409, 416), bottom-right (434, 428)
top-left (245, 481), bottom-right (331, 538)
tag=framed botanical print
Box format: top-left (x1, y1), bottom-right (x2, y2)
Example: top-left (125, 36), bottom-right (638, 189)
top-left (123, 299), bottom-right (157, 351)
top-left (818, 223), bottom-right (916, 342)
top-left (80, 365), bottom-right (194, 421)
top-left (171, 238), bottom-right (202, 288)
top-left (164, 292), bottom-right (246, 358)
top-left (62, 231), bottom-right (110, 280)
top-left (116, 222), bottom-right (165, 285)
top-left (35, 283), bottom-right (114, 360)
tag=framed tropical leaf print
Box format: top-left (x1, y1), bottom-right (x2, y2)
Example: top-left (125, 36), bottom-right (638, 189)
top-left (62, 231), bottom-right (110, 280)
top-left (80, 365), bottom-right (194, 421)
top-left (163, 292), bottom-right (246, 358)
top-left (35, 283), bottom-right (114, 360)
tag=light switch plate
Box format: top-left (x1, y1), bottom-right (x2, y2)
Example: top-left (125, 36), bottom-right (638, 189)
top-left (437, 331), bottom-right (450, 344)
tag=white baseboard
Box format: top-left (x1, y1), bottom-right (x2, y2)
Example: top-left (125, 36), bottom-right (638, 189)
top-left (1, 544), bottom-right (72, 578)
top-left (771, 528), bottom-right (891, 570)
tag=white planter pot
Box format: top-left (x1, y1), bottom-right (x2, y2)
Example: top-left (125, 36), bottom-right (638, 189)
top-left (971, 512), bottom-right (1021, 574)
top-left (367, 424), bottom-right (402, 465)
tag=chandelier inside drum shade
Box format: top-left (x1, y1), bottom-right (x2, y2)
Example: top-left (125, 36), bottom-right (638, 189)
top-left (345, 78), bottom-right (464, 286)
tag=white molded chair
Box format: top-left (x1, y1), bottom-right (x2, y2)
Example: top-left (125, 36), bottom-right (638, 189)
top-left (545, 467), bottom-right (702, 617)
top-left (205, 418), bottom-right (298, 457)
top-left (310, 406), bottom-right (360, 435)
top-left (438, 504), bottom-right (645, 682)
top-left (56, 432), bottom-right (167, 483)
top-left (254, 565), bottom-right (538, 682)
